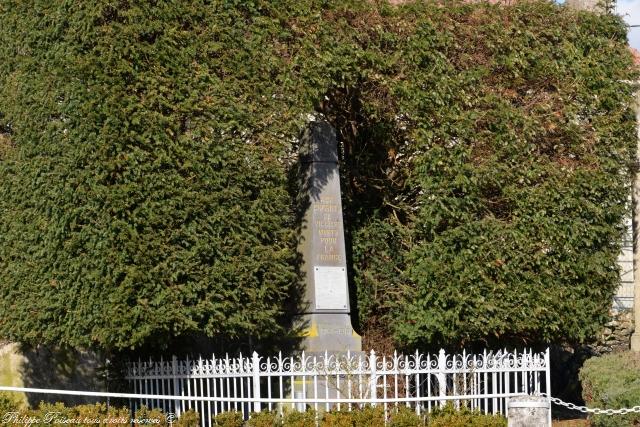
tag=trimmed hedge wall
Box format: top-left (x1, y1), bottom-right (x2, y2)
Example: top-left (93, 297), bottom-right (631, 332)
top-left (0, 0), bottom-right (636, 350)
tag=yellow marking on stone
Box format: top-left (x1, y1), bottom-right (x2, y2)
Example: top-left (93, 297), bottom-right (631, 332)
top-left (300, 322), bottom-right (319, 338)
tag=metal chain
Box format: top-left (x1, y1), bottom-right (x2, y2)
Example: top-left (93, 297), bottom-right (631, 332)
top-left (536, 393), bottom-right (640, 416)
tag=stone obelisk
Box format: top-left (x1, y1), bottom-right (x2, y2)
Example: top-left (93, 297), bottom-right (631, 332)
top-left (297, 121), bottom-right (361, 352)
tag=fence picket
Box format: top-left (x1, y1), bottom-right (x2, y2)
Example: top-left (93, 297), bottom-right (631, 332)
top-left (437, 349), bottom-right (446, 408)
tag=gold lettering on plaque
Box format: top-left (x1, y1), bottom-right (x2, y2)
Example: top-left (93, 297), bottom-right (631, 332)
top-left (315, 221), bottom-right (339, 227)
top-left (314, 196), bottom-right (343, 262)
top-left (318, 254), bottom-right (341, 262)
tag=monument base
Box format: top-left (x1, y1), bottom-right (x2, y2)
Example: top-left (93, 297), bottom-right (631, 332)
top-left (296, 313), bottom-right (361, 352)
top-left (292, 315), bottom-right (362, 412)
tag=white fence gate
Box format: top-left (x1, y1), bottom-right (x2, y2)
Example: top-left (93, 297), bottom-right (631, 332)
top-left (126, 348), bottom-right (550, 426)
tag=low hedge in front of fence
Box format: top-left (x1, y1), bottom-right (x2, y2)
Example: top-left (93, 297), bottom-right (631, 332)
top-left (234, 405), bottom-right (506, 427)
top-left (579, 350), bottom-right (640, 427)
top-left (424, 405), bottom-right (507, 427)
top-left (0, 398), bottom-right (506, 427)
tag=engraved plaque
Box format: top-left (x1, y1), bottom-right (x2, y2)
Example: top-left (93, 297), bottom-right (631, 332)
top-left (314, 266), bottom-right (348, 310)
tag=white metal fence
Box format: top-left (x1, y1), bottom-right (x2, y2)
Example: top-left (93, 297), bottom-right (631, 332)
top-left (126, 348), bottom-right (550, 426)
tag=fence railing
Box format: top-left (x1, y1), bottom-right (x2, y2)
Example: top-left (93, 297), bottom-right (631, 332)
top-left (126, 348), bottom-right (550, 426)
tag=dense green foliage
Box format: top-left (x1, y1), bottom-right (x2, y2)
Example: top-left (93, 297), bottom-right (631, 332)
top-left (0, 0), bottom-right (305, 350)
top-left (580, 351), bottom-right (640, 427)
top-left (228, 405), bottom-right (504, 426)
top-left (0, 392), bottom-right (18, 414)
top-left (427, 404), bottom-right (506, 427)
top-left (343, 2), bottom-right (638, 349)
top-left (0, 0), bottom-right (636, 350)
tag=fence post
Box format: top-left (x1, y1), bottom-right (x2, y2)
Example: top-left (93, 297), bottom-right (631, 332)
top-left (544, 348), bottom-right (551, 427)
top-left (252, 352), bottom-right (261, 414)
top-left (369, 350), bottom-right (377, 406)
top-left (437, 349), bottom-right (446, 407)
top-left (172, 356), bottom-right (181, 418)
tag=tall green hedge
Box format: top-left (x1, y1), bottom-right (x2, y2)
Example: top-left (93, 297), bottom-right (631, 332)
top-left (0, 0), bottom-right (309, 350)
top-left (0, 0), bottom-right (636, 351)
top-left (343, 1), bottom-right (638, 349)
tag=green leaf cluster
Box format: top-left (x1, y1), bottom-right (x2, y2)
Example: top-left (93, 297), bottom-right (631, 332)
top-left (0, 0), bottom-right (636, 351)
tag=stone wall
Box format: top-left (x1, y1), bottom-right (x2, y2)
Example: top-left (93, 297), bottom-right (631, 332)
top-left (0, 342), bottom-right (28, 408)
top-left (592, 309), bottom-right (634, 354)
top-left (0, 342), bottom-right (106, 407)
top-left (551, 311), bottom-right (634, 404)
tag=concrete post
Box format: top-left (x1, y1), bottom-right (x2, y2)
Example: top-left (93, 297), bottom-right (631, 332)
top-left (507, 396), bottom-right (550, 427)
